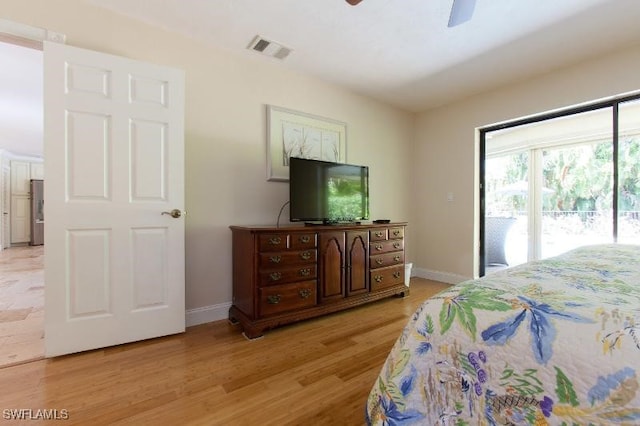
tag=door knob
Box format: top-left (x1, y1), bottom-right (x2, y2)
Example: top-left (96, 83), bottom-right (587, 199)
top-left (161, 209), bottom-right (184, 218)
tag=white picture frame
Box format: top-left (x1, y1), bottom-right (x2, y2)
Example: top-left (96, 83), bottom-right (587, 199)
top-left (266, 105), bottom-right (347, 181)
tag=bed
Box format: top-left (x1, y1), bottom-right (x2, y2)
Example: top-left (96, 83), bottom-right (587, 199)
top-left (366, 244), bottom-right (640, 425)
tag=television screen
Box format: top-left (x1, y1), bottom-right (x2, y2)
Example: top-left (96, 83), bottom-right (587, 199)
top-left (289, 157), bottom-right (369, 223)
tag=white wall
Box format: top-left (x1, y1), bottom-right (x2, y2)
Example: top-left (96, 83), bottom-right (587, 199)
top-left (9, 0), bottom-right (636, 320)
top-left (413, 42), bottom-right (640, 283)
top-left (0, 0), bottom-right (415, 323)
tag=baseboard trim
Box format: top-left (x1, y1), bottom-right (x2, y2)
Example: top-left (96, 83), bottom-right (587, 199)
top-left (186, 302), bottom-right (232, 327)
top-left (413, 267), bottom-right (471, 285)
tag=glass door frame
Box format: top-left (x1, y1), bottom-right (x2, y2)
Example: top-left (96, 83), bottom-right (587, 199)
top-left (478, 93), bottom-right (640, 277)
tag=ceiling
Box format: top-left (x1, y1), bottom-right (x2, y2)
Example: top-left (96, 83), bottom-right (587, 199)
top-left (88, 0), bottom-right (640, 112)
top-left (2, 0), bottom-right (640, 157)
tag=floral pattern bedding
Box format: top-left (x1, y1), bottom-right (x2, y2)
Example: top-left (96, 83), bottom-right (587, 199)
top-left (366, 244), bottom-right (640, 425)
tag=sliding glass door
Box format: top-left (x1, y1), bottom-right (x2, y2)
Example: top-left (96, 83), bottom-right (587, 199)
top-left (485, 151), bottom-right (529, 268)
top-left (540, 138), bottom-right (614, 259)
top-left (618, 99), bottom-right (640, 244)
top-left (481, 96), bottom-right (640, 276)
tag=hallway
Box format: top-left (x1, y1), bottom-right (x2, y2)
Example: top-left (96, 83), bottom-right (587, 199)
top-left (0, 245), bottom-right (44, 368)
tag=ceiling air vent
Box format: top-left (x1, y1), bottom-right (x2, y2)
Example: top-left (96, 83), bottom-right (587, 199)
top-left (248, 35), bottom-right (292, 60)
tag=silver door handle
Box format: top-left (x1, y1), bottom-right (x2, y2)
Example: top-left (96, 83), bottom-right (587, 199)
top-left (161, 209), bottom-right (184, 218)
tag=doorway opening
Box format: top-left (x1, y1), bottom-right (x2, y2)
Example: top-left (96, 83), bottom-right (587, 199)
top-left (0, 40), bottom-right (44, 367)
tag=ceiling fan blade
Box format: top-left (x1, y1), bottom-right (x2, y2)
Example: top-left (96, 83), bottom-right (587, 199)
top-left (448, 0), bottom-right (476, 27)
top-left (346, 0), bottom-right (363, 5)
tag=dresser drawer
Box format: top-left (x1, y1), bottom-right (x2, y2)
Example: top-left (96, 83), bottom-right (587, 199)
top-left (259, 265), bottom-right (317, 286)
top-left (370, 251), bottom-right (404, 270)
top-left (259, 281), bottom-right (317, 317)
top-left (370, 239), bottom-right (404, 254)
top-left (388, 227), bottom-right (404, 240)
top-left (370, 229), bottom-right (388, 241)
top-left (258, 234), bottom-right (288, 252)
top-left (370, 266), bottom-right (404, 291)
top-left (259, 250), bottom-right (317, 268)
top-left (290, 233), bottom-right (317, 249)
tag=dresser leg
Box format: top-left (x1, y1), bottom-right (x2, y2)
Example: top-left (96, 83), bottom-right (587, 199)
top-left (242, 331), bottom-right (264, 341)
top-left (395, 288), bottom-right (410, 298)
top-left (228, 309), bottom-right (239, 325)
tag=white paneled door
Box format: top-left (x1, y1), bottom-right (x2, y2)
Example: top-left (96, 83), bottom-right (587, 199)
top-left (43, 41), bottom-right (185, 357)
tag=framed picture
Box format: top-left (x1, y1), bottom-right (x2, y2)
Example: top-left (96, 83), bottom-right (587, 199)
top-left (266, 105), bottom-right (347, 181)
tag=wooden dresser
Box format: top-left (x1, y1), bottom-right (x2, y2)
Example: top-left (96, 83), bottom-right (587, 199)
top-left (229, 222), bottom-right (407, 338)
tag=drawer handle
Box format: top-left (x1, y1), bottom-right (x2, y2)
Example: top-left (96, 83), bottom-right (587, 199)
top-left (393, 271), bottom-right (401, 279)
top-left (393, 230), bottom-right (400, 236)
top-left (299, 235), bottom-right (311, 244)
top-left (269, 272), bottom-right (282, 281)
top-left (376, 259), bottom-right (384, 265)
top-left (299, 289), bottom-right (312, 299)
top-left (300, 251), bottom-right (312, 260)
top-left (394, 255), bottom-right (401, 262)
top-left (393, 242), bottom-right (401, 249)
top-left (267, 295), bottom-right (281, 304)
top-left (299, 268), bottom-right (311, 277)
top-left (374, 275), bottom-right (383, 283)
top-left (375, 244), bottom-right (383, 251)
top-left (269, 255), bottom-right (282, 264)
top-left (268, 236), bottom-right (282, 245)
top-left (375, 231), bottom-right (384, 238)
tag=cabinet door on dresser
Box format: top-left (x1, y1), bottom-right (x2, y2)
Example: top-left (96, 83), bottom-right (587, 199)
top-left (345, 230), bottom-right (369, 296)
top-left (318, 231), bottom-right (346, 303)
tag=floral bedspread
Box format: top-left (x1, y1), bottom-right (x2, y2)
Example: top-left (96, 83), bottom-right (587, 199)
top-left (366, 244), bottom-right (640, 425)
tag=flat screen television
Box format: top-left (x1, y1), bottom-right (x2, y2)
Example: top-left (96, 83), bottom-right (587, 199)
top-left (289, 157), bottom-right (369, 224)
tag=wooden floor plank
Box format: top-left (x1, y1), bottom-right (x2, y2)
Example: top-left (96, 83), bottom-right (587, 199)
top-left (0, 278), bottom-right (451, 425)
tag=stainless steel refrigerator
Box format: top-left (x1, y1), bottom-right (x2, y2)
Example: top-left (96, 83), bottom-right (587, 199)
top-left (30, 179), bottom-right (44, 246)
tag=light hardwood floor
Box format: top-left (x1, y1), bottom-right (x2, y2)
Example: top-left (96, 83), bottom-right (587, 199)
top-left (0, 245), bottom-right (44, 368)
top-left (0, 278), bottom-right (450, 425)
